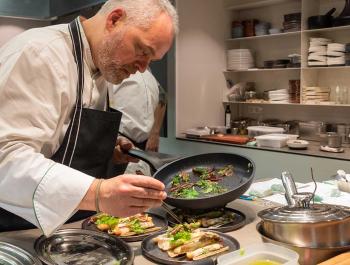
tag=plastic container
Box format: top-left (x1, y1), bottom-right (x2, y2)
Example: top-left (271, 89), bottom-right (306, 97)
top-left (338, 180), bottom-right (350, 193)
top-left (247, 126), bottom-right (284, 137)
top-left (217, 243), bottom-right (299, 265)
top-left (255, 134), bottom-right (289, 148)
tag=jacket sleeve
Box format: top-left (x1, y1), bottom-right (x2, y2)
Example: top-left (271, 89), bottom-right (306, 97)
top-left (0, 42), bottom-right (94, 236)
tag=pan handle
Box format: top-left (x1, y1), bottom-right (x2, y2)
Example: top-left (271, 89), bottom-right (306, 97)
top-left (127, 148), bottom-right (180, 171)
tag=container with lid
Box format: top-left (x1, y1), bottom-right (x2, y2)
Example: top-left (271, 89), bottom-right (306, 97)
top-left (258, 171), bottom-right (350, 248)
top-left (248, 126), bottom-right (284, 137)
top-left (217, 243), bottom-right (299, 265)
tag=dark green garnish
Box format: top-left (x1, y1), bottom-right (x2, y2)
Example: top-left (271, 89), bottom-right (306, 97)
top-left (217, 165), bottom-right (234, 176)
top-left (171, 172), bottom-right (190, 186)
top-left (172, 174), bottom-right (182, 186)
top-left (196, 180), bottom-right (227, 194)
top-left (176, 187), bottom-right (199, 198)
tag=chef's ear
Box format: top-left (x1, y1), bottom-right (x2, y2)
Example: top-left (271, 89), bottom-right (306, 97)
top-left (106, 8), bottom-right (125, 31)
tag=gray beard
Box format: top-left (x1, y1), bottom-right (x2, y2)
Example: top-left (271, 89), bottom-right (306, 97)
top-left (97, 31), bottom-right (126, 84)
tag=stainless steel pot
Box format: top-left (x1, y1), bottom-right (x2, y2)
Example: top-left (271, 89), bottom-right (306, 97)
top-left (258, 172), bottom-right (350, 248)
top-left (320, 132), bottom-right (342, 148)
top-left (257, 222), bottom-right (350, 265)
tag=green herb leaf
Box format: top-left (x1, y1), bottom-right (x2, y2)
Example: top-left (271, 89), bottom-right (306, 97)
top-left (129, 219), bottom-right (145, 234)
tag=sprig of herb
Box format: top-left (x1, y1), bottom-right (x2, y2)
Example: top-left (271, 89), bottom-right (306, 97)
top-left (129, 219), bottom-right (145, 234)
top-left (95, 214), bottom-right (119, 229)
top-left (175, 187), bottom-right (199, 198)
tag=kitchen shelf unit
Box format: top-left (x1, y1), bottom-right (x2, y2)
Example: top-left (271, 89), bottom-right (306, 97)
top-left (224, 67), bottom-right (300, 73)
top-left (223, 101), bottom-right (350, 107)
top-left (223, 0), bottom-right (350, 125)
top-left (175, 0), bottom-right (350, 144)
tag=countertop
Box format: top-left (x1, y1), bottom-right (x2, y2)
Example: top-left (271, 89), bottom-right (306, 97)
top-left (0, 199), bottom-right (272, 264)
top-left (178, 136), bottom-right (350, 161)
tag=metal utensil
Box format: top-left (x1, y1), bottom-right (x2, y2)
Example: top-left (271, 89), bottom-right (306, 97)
top-left (161, 202), bottom-right (182, 224)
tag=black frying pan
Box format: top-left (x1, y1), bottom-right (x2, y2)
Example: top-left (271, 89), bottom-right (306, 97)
top-left (128, 150), bottom-right (255, 210)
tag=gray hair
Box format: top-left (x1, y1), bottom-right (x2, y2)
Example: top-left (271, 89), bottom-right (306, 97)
top-left (99, 0), bottom-right (179, 34)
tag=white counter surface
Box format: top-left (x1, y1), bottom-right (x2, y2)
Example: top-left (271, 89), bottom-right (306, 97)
top-left (0, 199), bottom-right (272, 264)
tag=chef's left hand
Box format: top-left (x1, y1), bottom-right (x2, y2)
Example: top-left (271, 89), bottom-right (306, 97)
top-left (145, 133), bottom-right (160, 152)
top-left (113, 136), bottom-right (139, 164)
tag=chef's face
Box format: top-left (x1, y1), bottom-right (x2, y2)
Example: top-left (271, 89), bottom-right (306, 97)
top-left (97, 11), bottom-right (174, 84)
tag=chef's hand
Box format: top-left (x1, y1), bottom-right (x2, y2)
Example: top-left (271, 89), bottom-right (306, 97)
top-left (145, 132), bottom-right (160, 152)
top-left (113, 136), bottom-right (138, 164)
top-left (99, 175), bottom-right (166, 216)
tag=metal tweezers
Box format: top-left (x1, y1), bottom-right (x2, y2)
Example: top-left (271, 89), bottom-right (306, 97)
top-left (161, 202), bottom-right (182, 224)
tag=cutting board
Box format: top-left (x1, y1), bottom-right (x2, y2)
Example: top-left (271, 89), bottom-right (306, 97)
top-left (200, 134), bottom-right (251, 144)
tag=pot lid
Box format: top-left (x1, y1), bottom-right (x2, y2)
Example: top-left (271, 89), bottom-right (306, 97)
top-left (34, 228), bottom-right (134, 265)
top-left (258, 202), bottom-right (350, 223)
top-left (0, 242), bottom-right (41, 265)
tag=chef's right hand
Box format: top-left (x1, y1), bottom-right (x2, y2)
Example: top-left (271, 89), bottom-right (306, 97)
top-left (97, 175), bottom-right (166, 216)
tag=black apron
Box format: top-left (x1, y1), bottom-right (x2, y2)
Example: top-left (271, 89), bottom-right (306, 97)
top-left (0, 18), bottom-right (122, 232)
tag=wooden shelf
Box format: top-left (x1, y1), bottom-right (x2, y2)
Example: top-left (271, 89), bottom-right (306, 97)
top-left (227, 31), bottom-right (300, 41)
top-left (226, 0), bottom-right (295, 11)
top-left (302, 25), bottom-right (350, 34)
top-left (224, 67), bottom-right (300, 73)
top-left (302, 66), bottom-right (350, 70)
top-left (223, 101), bottom-right (350, 107)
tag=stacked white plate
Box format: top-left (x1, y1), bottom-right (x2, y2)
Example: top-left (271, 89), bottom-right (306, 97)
top-left (327, 43), bottom-right (346, 66)
top-left (308, 38), bottom-right (331, 67)
top-left (302, 86), bottom-right (330, 103)
top-left (266, 88), bottom-right (290, 103)
top-left (227, 49), bottom-right (254, 70)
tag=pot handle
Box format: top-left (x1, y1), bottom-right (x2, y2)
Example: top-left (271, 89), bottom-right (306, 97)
top-left (127, 148), bottom-right (180, 171)
top-left (325, 7), bottom-right (336, 17)
top-left (281, 171), bottom-right (298, 207)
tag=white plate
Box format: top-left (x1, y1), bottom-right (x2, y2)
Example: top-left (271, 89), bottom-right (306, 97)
top-left (287, 139), bottom-right (309, 149)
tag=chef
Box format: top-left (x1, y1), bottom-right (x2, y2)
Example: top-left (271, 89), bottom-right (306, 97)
top-left (0, 0), bottom-right (178, 235)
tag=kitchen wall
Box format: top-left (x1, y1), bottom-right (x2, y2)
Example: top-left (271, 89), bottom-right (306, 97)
top-left (159, 0), bottom-right (350, 182)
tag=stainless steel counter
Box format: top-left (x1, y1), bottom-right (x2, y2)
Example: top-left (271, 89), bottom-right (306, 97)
top-left (178, 137), bottom-right (350, 161)
top-left (0, 200), bottom-right (270, 264)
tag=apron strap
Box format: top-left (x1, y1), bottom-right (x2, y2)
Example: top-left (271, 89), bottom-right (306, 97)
top-left (61, 18), bottom-right (85, 166)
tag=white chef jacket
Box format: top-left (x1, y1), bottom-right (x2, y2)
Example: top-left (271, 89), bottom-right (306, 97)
top-left (0, 19), bottom-right (106, 235)
top-left (109, 69), bottom-right (160, 143)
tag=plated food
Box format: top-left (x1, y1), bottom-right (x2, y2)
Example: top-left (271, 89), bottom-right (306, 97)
top-left (170, 165), bottom-right (234, 199)
top-left (83, 212), bottom-right (167, 242)
top-left (90, 213), bottom-right (162, 236)
top-left (153, 223), bottom-right (229, 261)
top-left (170, 208), bottom-right (236, 228)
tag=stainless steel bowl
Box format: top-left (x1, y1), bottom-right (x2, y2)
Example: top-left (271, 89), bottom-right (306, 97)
top-left (257, 222), bottom-right (350, 265)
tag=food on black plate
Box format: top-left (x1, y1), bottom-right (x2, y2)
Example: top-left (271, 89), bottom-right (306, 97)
top-left (170, 165), bottom-right (234, 198)
top-left (153, 223), bottom-right (229, 260)
top-left (90, 213), bottom-right (162, 237)
top-left (172, 209), bottom-right (236, 228)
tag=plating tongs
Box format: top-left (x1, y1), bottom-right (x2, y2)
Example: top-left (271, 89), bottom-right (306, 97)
top-left (161, 202), bottom-right (182, 224)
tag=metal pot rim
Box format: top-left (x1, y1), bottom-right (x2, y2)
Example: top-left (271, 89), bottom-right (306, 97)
top-left (258, 204), bottom-right (350, 223)
top-left (256, 222), bottom-right (350, 250)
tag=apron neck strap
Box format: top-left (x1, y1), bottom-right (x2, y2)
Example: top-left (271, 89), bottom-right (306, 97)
top-left (68, 18), bottom-right (84, 109)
